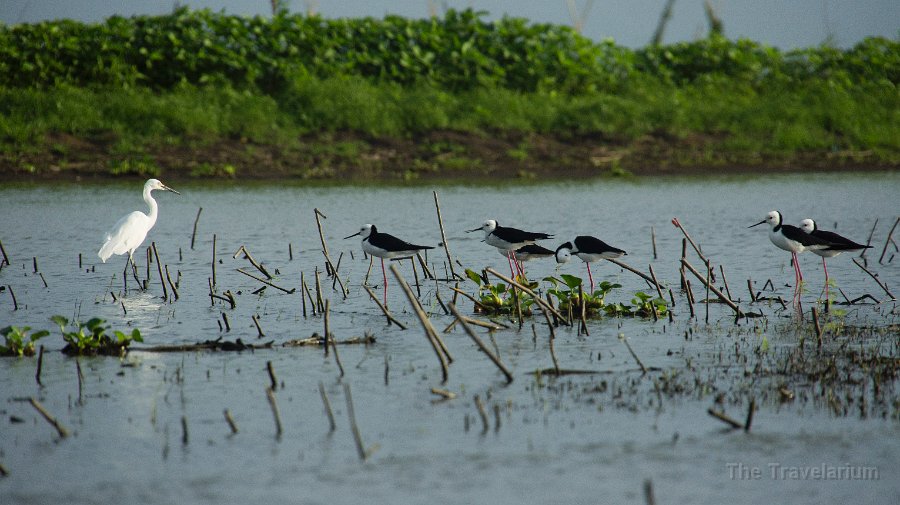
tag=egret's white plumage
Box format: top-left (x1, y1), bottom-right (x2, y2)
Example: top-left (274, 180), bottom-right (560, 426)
top-left (98, 178), bottom-right (179, 263)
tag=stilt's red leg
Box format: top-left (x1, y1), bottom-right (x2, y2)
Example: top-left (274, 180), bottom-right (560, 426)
top-left (381, 258), bottom-right (388, 306)
top-left (586, 263), bottom-right (595, 293)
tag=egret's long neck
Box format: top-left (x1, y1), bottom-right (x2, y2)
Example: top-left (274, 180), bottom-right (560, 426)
top-left (144, 187), bottom-right (159, 227)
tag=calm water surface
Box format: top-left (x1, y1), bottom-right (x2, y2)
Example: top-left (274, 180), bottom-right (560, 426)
top-left (1, 173), bottom-right (898, 504)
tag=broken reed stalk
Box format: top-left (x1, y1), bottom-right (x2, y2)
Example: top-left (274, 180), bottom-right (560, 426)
top-left (302, 275), bottom-right (317, 315)
top-left (253, 314), bottom-right (265, 338)
top-left (862, 218), bottom-right (878, 259)
top-left (685, 279), bottom-right (696, 318)
top-left (363, 285), bottom-right (407, 328)
top-left (187, 207), bottom-right (202, 250)
top-left (300, 272), bottom-right (308, 317)
top-left (211, 234), bottom-right (217, 289)
top-left (181, 416), bottom-right (189, 445)
top-left (878, 217), bottom-right (899, 264)
top-left (648, 264), bottom-right (664, 300)
top-left (852, 258), bottom-right (896, 299)
top-left (448, 303), bottom-right (513, 383)
top-left (651, 226), bottom-right (658, 260)
top-left (318, 382), bottom-right (337, 432)
top-left (164, 265), bottom-right (179, 300)
top-left (236, 268), bottom-right (295, 293)
top-left (744, 398), bottom-right (756, 433)
top-left (314, 268), bottom-right (324, 311)
top-left (8, 284), bottom-right (18, 310)
top-left (409, 256), bottom-right (422, 297)
top-left (0, 239), bottom-right (9, 266)
top-left (266, 360), bottom-right (278, 390)
top-left (449, 286), bottom-right (490, 312)
top-left (578, 285), bottom-right (589, 336)
top-left (719, 264), bottom-right (734, 301)
top-left (151, 242), bottom-right (168, 300)
top-left (644, 479), bottom-right (656, 505)
top-left (619, 334), bottom-right (648, 374)
top-left (416, 252), bottom-right (434, 280)
top-left (747, 278), bottom-right (757, 302)
top-left (29, 397), bottom-right (69, 438)
top-left (474, 395), bottom-right (490, 433)
top-left (681, 258), bottom-right (743, 316)
top-left (233, 245), bottom-right (272, 279)
top-left (548, 332), bottom-right (560, 374)
top-left (265, 387), bottom-right (283, 438)
top-left (707, 408), bottom-right (742, 429)
top-left (811, 307), bottom-right (823, 347)
top-left (606, 258), bottom-right (660, 290)
top-left (321, 251), bottom-right (349, 298)
top-left (705, 259), bottom-right (711, 324)
top-left (35, 345), bottom-right (44, 386)
top-left (313, 208), bottom-right (333, 275)
top-left (485, 268), bottom-right (569, 324)
top-left (224, 409), bottom-right (239, 434)
top-left (32, 256), bottom-right (38, 273)
top-left (343, 383), bottom-right (369, 460)
top-left (672, 217), bottom-right (715, 281)
top-left (433, 191), bottom-right (460, 280)
top-left (390, 264), bottom-right (449, 382)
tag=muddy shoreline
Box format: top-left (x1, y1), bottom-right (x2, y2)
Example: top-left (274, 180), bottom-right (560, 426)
top-left (2, 130), bottom-right (896, 182)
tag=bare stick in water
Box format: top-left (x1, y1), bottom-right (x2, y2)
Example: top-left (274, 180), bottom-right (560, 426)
top-left (152, 242), bottom-right (168, 300)
top-left (233, 245), bottom-right (272, 279)
top-left (681, 258), bottom-right (743, 315)
top-left (619, 333), bottom-right (647, 374)
top-left (188, 207), bottom-right (203, 250)
top-left (363, 285), bottom-right (407, 328)
top-left (851, 258), bottom-right (895, 299)
top-left (29, 397), bottom-right (70, 438)
top-left (390, 264), bottom-right (449, 382)
top-left (707, 408), bottom-right (742, 429)
top-left (433, 191), bottom-right (461, 280)
top-left (448, 303), bottom-right (513, 383)
top-left (878, 217), bottom-right (899, 264)
top-left (237, 268), bottom-right (296, 293)
top-left (224, 409), bottom-right (239, 434)
top-left (485, 268), bottom-right (569, 324)
top-left (35, 345), bottom-right (44, 386)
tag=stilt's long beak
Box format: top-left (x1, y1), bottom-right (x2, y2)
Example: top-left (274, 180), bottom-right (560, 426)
top-left (343, 231), bottom-right (361, 239)
top-left (748, 220), bottom-right (766, 228)
top-left (465, 227), bottom-right (481, 233)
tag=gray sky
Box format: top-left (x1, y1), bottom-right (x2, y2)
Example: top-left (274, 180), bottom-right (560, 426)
top-left (1, 1), bottom-right (897, 49)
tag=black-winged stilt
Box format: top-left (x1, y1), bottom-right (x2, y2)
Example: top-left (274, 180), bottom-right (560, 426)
top-left (554, 235), bottom-right (626, 292)
top-left (467, 219), bottom-right (552, 277)
top-left (344, 224), bottom-right (434, 304)
top-left (749, 210), bottom-right (833, 291)
top-left (799, 218), bottom-right (872, 289)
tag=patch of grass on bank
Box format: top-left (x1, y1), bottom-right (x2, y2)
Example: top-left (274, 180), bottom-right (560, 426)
top-left (2, 76), bottom-right (897, 165)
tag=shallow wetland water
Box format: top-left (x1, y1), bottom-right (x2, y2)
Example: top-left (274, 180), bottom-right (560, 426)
top-left (1, 172), bottom-right (898, 504)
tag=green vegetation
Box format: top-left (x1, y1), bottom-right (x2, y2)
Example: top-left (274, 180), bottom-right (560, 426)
top-left (0, 325), bottom-right (50, 357)
top-left (1, 8), bottom-right (897, 177)
top-left (51, 316), bottom-right (143, 356)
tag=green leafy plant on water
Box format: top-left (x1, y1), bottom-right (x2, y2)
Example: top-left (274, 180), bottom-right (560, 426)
top-left (51, 316), bottom-right (143, 356)
top-left (0, 325), bottom-right (50, 357)
top-left (630, 291), bottom-right (669, 318)
top-left (545, 274), bottom-right (620, 316)
top-left (465, 268), bottom-right (535, 315)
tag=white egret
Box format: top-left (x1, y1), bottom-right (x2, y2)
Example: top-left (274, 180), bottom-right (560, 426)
top-left (98, 178), bottom-right (180, 266)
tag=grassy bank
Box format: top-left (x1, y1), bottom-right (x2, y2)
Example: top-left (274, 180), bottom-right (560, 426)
top-left (1, 9), bottom-right (898, 180)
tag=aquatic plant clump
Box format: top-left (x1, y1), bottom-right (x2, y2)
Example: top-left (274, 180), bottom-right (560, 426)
top-left (51, 316), bottom-right (143, 356)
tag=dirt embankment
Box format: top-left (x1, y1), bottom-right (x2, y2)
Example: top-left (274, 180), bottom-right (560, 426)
top-left (2, 130), bottom-right (894, 182)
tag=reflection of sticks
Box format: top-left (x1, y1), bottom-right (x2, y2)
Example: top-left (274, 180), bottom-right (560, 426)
top-left (35, 345), bottom-right (44, 386)
top-left (266, 387), bottom-right (283, 438)
top-left (29, 397), bottom-right (70, 438)
top-left (0, 239), bottom-right (9, 266)
top-left (391, 264), bottom-right (449, 382)
top-left (811, 307), bottom-right (823, 347)
top-left (7, 284), bottom-right (17, 311)
top-left (318, 382), bottom-right (336, 432)
top-left (344, 383), bottom-right (372, 460)
top-left (433, 191), bottom-right (461, 280)
top-left (852, 258), bottom-right (895, 299)
top-left (363, 285), bottom-right (407, 328)
top-left (211, 234), bottom-right (217, 288)
top-left (266, 360), bottom-right (278, 390)
top-left (474, 395), bottom-right (489, 433)
top-left (237, 268), bottom-right (296, 293)
top-left (879, 217), bottom-right (899, 264)
top-left (448, 303), bottom-right (513, 383)
top-left (744, 398), bottom-right (756, 433)
top-left (681, 259), bottom-right (743, 315)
